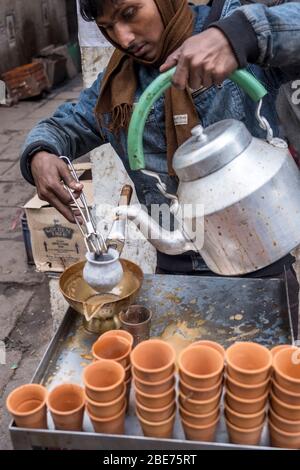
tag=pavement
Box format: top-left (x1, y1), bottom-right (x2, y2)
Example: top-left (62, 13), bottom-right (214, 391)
top-left (0, 75), bottom-right (84, 449)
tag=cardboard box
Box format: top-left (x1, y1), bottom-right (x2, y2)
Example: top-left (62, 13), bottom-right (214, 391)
top-left (24, 163), bottom-right (94, 273)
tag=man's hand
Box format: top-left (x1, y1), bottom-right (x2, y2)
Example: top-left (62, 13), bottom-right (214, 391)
top-left (160, 28), bottom-right (239, 90)
top-left (31, 152), bottom-right (83, 223)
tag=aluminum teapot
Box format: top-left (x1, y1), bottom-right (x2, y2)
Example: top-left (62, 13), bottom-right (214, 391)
top-left (118, 68), bottom-right (300, 276)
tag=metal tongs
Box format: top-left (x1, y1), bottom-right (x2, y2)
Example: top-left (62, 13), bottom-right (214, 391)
top-left (60, 156), bottom-right (107, 256)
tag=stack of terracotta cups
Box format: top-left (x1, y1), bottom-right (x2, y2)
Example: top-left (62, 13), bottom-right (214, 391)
top-left (131, 339), bottom-right (177, 438)
top-left (178, 342), bottom-right (224, 441)
top-left (269, 346), bottom-right (300, 448)
top-left (92, 330), bottom-right (133, 405)
top-left (83, 359), bottom-right (126, 434)
top-left (225, 342), bottom-right (272, 445)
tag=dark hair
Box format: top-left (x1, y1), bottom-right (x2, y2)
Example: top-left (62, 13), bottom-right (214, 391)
top-left (79, 0), bottom-right (103, 22)
top-left (79, 0), bottom-right (120, 22)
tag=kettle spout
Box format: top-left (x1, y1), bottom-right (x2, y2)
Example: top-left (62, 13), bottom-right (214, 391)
top-left (116, 204), bottom-right (194, 255)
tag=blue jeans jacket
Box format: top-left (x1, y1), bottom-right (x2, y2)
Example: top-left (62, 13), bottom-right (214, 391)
top-left (20, 0), bottom-right (300, 271)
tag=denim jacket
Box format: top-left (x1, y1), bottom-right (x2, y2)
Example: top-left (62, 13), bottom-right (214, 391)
top-left (20, 0), bottom-right (300, 270)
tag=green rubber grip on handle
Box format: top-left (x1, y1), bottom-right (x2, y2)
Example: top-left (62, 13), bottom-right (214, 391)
top-left (128, 67), bottom-right (268, 171)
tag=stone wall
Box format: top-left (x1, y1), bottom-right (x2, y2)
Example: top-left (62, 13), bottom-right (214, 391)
top-left (0, 0), bottom-right (69, 75)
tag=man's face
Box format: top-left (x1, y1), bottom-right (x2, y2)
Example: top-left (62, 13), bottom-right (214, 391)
top-left (96, 0), bottom-right (164, 60)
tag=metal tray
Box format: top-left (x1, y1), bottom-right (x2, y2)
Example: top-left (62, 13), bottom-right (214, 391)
top-left (9, 272), bottom-right (298, 450)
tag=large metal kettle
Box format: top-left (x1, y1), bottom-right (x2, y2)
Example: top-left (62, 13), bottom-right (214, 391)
top-left (119, 68), bottom-right (300, 276)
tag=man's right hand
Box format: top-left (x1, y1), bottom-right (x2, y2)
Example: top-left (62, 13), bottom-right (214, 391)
top-left (30, 152), bottom-right (83, 223)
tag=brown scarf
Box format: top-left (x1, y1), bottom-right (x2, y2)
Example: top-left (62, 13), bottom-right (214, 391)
top-left (95, 0), bottom-right (200, 175)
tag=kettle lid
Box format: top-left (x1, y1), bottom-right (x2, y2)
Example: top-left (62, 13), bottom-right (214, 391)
top-left (173, 119), bottom-right (252, 182)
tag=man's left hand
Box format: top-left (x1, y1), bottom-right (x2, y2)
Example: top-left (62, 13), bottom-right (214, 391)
top-left (160, 28), bottom-right (239, 90)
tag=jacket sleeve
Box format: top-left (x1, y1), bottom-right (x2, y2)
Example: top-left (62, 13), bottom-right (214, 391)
top-left (211, 1), bottom-right (300, 83)
top-left (20, 72), bottom-right (106, 185)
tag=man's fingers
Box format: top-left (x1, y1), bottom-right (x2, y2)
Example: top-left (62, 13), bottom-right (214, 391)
top-left (160, 47), bottom-right (181, 73)
top-left (59, 160), bottom-right (83, 192)
top-left (47, 193), bottom-right (76, 223)
top-left (171, 54), bottom-right (190, 90)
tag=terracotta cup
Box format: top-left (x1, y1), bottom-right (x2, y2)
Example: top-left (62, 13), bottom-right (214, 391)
top-left (100, 329), bottom-right (134, 348)
top-left (225, 342), bottom-right (272, 384)
top-left (85, 385), bottom-right (126, 419)
top-left (270, 391), bottom-right (300, 421)
top-left (136, 408), bottom-right (176, 439)
top-left (179, 404), bottom-right (219, 427)
top-left (272, 379), bottom-right (300, 406)
top-left (178, 345), bottom-right (224, 389)
top-left (225, 374), bottom-right (270, 399)
top-left (179, 376), bottom-right (223, 401)
top-left (270, 344), bottom-right (292, 358)
top-left (92, 336), bottom-right (131, 367)
top-left (188, 340), bottom-right (225, 358)
top-left (83, 359), bottom-right (125, 402)
top-left (136, 400), bottom-right (176, 423)
top-left (134, 386), bottom-right (176, 409)
top-left (225, 389), bottom-right (269, 415)
top-left (269, 419), bottom-right (300, 449)
top-left (179, 390), bottom-right (222, 415)
top-left (269, 406), bottom-right (300, 434)
top-left (88, 402), bottom-right (126, 435)
top-left (133, 370), bottom-right (175, 395)
top-left (224, 403), bottom-right (266, 429)
top-left (47, 383), bottom-right (85, 431)
top-left (181, 415), bottom-right (220, 442)
top-left (131, 339), bottom-right (176, 382)
top-left (272, 347), bottom-right (300, 393)
top-left (6, 384), bottom-right (48, 429)
top-left (225, 419), bottom-right (264, 446)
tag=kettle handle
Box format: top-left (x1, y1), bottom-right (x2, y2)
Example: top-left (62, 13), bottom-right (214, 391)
top-left (128, 67), bottom-right (268, 171)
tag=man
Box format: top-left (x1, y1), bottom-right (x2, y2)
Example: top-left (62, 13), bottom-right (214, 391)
top-left (20, 0), bottom-right (300, 276)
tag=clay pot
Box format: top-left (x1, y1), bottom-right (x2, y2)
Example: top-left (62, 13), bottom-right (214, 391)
top-left (131, 339), bottom-right (176, 382)
top-left (133, 370), bottom-right (175, 395)
top-left (135, 386), bottom-right (175, 409)
top-left (270, 344), bottom-right (291, 358)
top-left (269, 419), bottom-right (300, 449)
top-left (272, 379), bottom-right (300, 406)
top-left (47, 384), bottom-right (85, 431)
top-left (85, 386), bottom-right (126, 418)
top-left (225, 389), bottom-right (268, 415)
top-left (136, 400), bottom-right (176, 423)
top-left (272, 347), bottom-right (300, 393)
top-left (179, 376), bottom-right (223, 401)
top-left (83, 360), bottom-right (125, 402)
top-left (178, 345), bottom-right (224, 389)
top-left (270, 391), bottom-right (300, 421)
top-left (225, 342), bottom-right (272, 384)
top-left (224, 402), bottom-right (266, 429)
top-left (179, 391), bottom-right (222, 414)
top-left (92, 336), bottom-right (131, 367)
top-left (181, 415), bottom-right (220, 442)
top-left (6, 384), bottom-right (47, 429)
top-left (225, 374), bottom-right (270, 399)
top-left (179, 404), bottom-right (219, 427)
top-left (100, 329), bottom-right (134, 348)
top-left (225, 419), bottom-right (263, 445)
top-left (88, 402), bottom-right (126, 434)
top-left (269, 406), bottom-right (300, 433)
top-left (136, 408), bottom-right (176, 439)
top-left (188, 340), bottom-right (225, 358)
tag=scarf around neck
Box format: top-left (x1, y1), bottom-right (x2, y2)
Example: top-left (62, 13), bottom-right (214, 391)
top-left (95, 0), bottom-right (199, 175)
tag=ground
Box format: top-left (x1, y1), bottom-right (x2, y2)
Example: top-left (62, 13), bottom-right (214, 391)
top-left (0, 75), bottom-right (83, 449)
